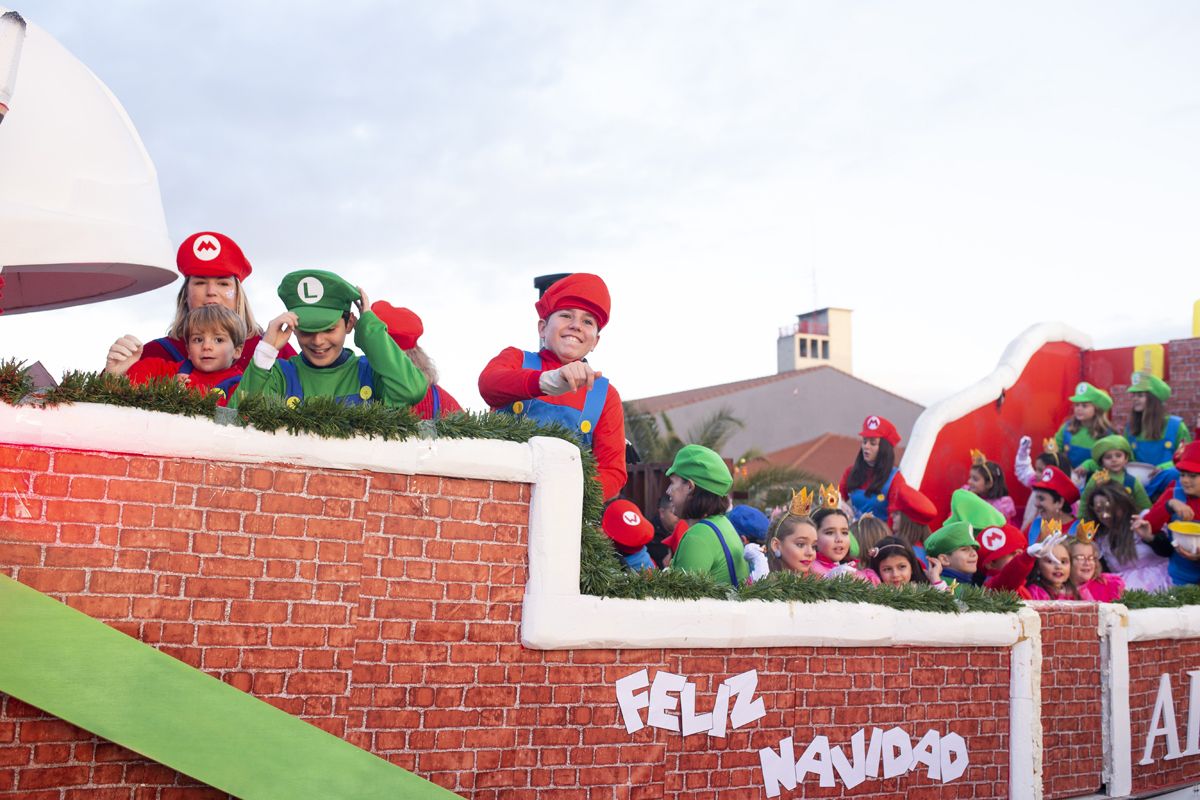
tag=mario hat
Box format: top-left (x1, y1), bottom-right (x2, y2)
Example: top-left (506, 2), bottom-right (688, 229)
top-left (727, 505), bottom-right (770, 543)
top-left (924, 521), bottom-right (978, 559)
top-left (666, 444), bottom-right (733, 496)
top-left (277, 270), bottom-right (360, 332)
top-left (1129, 372), bottom-right (1171, 403)
top-left (371, 301), bottom-right (423, 350)
top-left (1032, 465), bottom-right (1080, 506)
top-left (858, 415), bottom-right (900, 446)
top-left (976, 524), bottom-right (1025, 567)
top-left (534, 273), bottom-right (611, 330)
top-left (1069, 381), bottom-right (1113, 412)
top-left (1090, 434), bottom-right (1134, 463)
top-left (177, 232), bottom-right (252, 281)
top-left (1176, 442), bottom-right (1200, 474)
top-left (602, 500), bottom-right (655, 551)
top-left (944, 489), bottom-right (1006, 530)
top-left (894, 482), bottom-right (938, 526)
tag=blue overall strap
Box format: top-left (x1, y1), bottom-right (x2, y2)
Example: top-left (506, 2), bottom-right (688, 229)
top-left (1165, 416), bottom-right (1183, 450)
top-left (1173, 480), bottom-right (1189, 520)
top-left (356, 356), bottom-right (375, 402)
top-left (1062, 429), bottom-right (1072, 449)
top-left (502, 351), bottom-right (544, 416)
top-left (276, 360), bottom-right (304, 406)
top-left (431, 385), bottom-right (442, 419)
top-left (1123, 472), bottom-right (1137, 492)
top-left (214, 374), bottom-right (241, 396)
top-left (1027, 517), bottom-right (1043, 546)
top-left (521, 350), bottom-right (542, 370)
top-left (578, 376), bottom-right (609, 441)
top-left (699, 519), bottom-right (739, 588)
top-left (151, 337), bottom-right (185, 362)
top-left (177, 360), bottom-right (195, 376)
top-left (880, 468), bottom-right (898, 498)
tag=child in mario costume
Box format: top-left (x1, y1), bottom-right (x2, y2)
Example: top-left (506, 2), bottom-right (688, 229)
top-left (1134, 441), bottom-right (1200, 586)
top-left (229, 270), bottom-right (427, 409)
top-left (1024, 465), bottom-right (1079, 545)
top-left (370, 301), bottom-right (463, 420)
top-left (478, 273), bottom-right (626, 500)
top-left (602, 499), bottom-right (657, 572)
top-left (840, 415), bottom-right (930, 523)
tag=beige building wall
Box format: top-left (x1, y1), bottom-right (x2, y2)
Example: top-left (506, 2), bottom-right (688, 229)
top-left (776, 308), bottom-right (853, 374)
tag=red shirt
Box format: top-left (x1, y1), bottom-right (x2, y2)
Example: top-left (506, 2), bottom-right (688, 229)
top-left (411, 384), bottom-right (463, 420)
top-left (1144, 483), bottom-right (1200, 532)
top-left (126, 358), bottom-right (243, 407)
top-left (478, 346), bottom-right (626, 500)
top-left (140, 334), bottom-right (295, 372)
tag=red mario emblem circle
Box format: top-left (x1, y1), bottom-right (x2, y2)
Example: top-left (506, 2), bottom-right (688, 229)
top-left (193, 234), bottom-right (221, 262)
top-left (866, 416), bottom-right (881, 430)
top-left (622, 511), bottom-right (641, 526)
top-left (980, 526), bottom-right (1005, 551)
top-left (1042, 467), bottom-right (1053, 482)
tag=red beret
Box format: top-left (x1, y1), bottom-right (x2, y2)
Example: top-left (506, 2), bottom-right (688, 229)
top-left (602, 500), bottom-right (654, 552)
top-left (858, 415), bottom-right (900, 447)
top-left (534, 273), bottom-right (611, 330)
top-left (176, 232), bottom-right (252, 282)
top-left (976, 524), bottom-right (1025, 568)
top-left (1176, 442), bottom-right (1200, 474)
top-left (1032, 466), bottom-right (1080, 506)
top-left (371, 301), bottom-right (423, 350)
top-left (894, 483), bottom-right (937, 526)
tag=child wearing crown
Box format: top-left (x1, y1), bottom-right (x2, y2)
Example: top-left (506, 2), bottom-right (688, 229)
top-left (766, 488), bottom-right (820, 576)
top-left (964, 448), bottom-right (1017, 526)
top-left (810, 485), bottom-right (877, 582)
top-left (1067, 526), bottom-right (1125, 602)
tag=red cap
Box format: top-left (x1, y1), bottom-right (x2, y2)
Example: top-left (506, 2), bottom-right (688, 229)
top-left (894, 483), bottom-right (937, 526)
top-left (662, 519), bottom-right (689, 553)
top-left (1032, 466), bottom-right (1080, 506)
top-left (371, 301), bottom-right (423, 350)
top-left (858, 415), bottom-right (900, 447)
top-left (176, 232), bottom-right (252, 281)
top-left (976, 524), bottom-right (1025, 568)
top-left (1177, 442), bottom-right (1200, 474)
top-left (602, 500), bottom-right (654, 551)
top-left (534, 273), bottom-right (611, 330)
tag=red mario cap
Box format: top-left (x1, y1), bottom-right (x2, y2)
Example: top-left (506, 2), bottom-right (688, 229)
top-left (1033, 465), bottom-right (1080, 506)
top-left (893, 482), bottom-right (937, 526)
top-left (1176, 442), bottom-right (1200, 474)
top-left (534, 273), bottom-right (611, 330)
top-left (602, 500), bottom-right (654, 553)
top-left (371, 301), bottom-right (423, 350)
top-left (858, 415), bottom-right (900, 447)
top-left (176, 232), bottom-right (252, 281)
top-left (976, 524), bottom-right (1025, 568)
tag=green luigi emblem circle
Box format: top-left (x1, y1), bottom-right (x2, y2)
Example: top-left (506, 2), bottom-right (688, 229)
top-left (298, 277), bottom-right (325, 304)
top-left (1076, 381), bottom-right (1089, 395)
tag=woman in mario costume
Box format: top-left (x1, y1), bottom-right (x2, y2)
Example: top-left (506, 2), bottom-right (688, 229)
top-left (478, 273), bottom-right (626, 500)
top-left (839, 415), bottom-right (931, 523)
top-left (104, 231), bottom-right (296, 373)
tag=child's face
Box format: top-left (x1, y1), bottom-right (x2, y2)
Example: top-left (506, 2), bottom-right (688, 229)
top-left (186, 326), bottom-right (242, 372)
top-left (665, 475), bottom-right (692, 518)
top-left (1069, 542), bottom-right (1099, 584)
top-left (538, 308), bottom-right (599, 363)
top-left (861, 437), bottom-right (880, 465)
top-left (186, 275), bottom-right (238, 311)
top-left (1073, 402), bottom-right (1096, 422)
top-left (296, 317), bottom-right (353, 367)
top-left (877, 554), bottom-right (913, 587)
top-left (658, 503), bottom-right (679, 529)
top-left (967, 467), bottom-right (988, 495)
top-left (1180, 471), bottom-right (1200, 499)
top-left (816, 514), bottom-right (851, 562)
top-left (1038, 545), bottom-right (1071, 586)
top-left (939, 546), bottom-right (978, 575)
top-left (1100, 450), bottom-right (1128, 472)
top-left (1090, 494), bottom-right (1114, 526)
top-left (1033, 490), bottom-right (1063, 519)
top-left (773, 523), bottom-right (817, 575)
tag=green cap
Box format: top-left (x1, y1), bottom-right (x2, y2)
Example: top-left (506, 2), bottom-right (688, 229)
top-left (924, 521), bottom-right (978, 559)
top-left (1129, 372), bottom-right (1171, 403)
top-left (277, 270), bottom-right (360, 332)
top-left (848, 532), bottom-right (860, 560)
top-left (666, 444), bottom-right (733, 496)
top-left (1091, 434), bottom-right (1134, 463)
top-left (943, 489), bottom-right (1005, 529)
top-left (1069, 381), bottom-right (1113, 412)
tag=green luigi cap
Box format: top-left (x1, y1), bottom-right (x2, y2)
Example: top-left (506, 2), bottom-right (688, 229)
top-left (1069, 381), bottom-right (1113, 412)
top-left (924, 521), bottom-right (978, 559)
top-left (666, 444), bottom-right (733, 496)
top-left (1129, 372), bottom-right (1171, 403)
top-left (943, 489), bottom-right (1005, 529)
top-left (277, 270), bottom-right (361, 332)
top-left (1091, 434), bottom-right (1134, 463)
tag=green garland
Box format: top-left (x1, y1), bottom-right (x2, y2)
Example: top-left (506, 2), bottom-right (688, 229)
top-left (5, 365), bottom-right (1026, 614)
top-left (1120, 585), bottom-right (1200, 610)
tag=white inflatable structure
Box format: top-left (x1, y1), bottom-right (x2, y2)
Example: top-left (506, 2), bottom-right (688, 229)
top-left (0, 6), bottom-right (175, 314)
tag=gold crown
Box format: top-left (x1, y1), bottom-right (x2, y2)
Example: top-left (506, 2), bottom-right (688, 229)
top-left (970, 448), bottom-right (987, 467)
top-left (1043, 518), bottom-right (1063, 538)
top-left (1043, 438), bottom-right (1058, 455)
top-left (819, 483), bottom-right (842, 510)
top-left (1076, 520), bottom-right (1098, 544)
top-left (788, 487), bottom-right (815, 518)
top-left (1093, 469), bottom-right (1111, 485)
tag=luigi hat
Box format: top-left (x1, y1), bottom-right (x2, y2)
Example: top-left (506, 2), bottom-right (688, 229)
top-left (943, 489), bottom-right (1005, 530)
top-left (1069, 381), bottom-right (1113, 412)
top-left (1129, 372), bottom-right (1171, 403)
top-left (924, 521), bottom-right (978, 559)
top-left (277, 270), bottom-right (361, 332)
top-left (1090, 434), bottom-right (1134, 463)
top-left (666, 444), bottom-right (733, 496)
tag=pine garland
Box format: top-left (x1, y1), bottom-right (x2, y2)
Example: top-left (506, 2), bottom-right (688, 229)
top-left (1121, 585), bottom-right (1200, 610)
top-left (4, 367), bottom-right (1036, 614)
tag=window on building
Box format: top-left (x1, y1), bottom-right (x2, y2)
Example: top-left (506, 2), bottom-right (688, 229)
top-left (798, 338), bottom-right (807, 358)
top-left (822, 340), bottom-right (829, 360)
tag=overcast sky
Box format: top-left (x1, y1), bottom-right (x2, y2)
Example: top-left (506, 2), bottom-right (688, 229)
top-left (4, 1), bottom-right (1200, 411)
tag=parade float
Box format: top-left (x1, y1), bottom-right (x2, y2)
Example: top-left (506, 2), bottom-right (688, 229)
top-left (5, 9), bottom-right (1200, 800)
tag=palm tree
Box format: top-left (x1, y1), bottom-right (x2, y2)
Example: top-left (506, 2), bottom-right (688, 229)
top-left (623, 404), bottom-right (744, 463)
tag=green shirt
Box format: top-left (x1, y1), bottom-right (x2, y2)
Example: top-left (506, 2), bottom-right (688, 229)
top-left (230, 311), bottom-right (427, 409)
top-left (671, 515), bottom-right (749, 586)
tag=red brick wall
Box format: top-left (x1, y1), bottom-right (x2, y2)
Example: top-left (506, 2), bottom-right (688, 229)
top-left (1129, 638), bottom-right (1200, 794)
top-left (1028, 603), bottom-right (1104, 799)
top-left (0, 443), bottom-right (1014, 798)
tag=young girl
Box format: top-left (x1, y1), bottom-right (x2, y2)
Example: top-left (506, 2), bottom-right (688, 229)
top-left (1054, 381), bottom-right (1117, 471)
top-left (864, 536), bottom-right (944, 589)
top-left (1067, 531), bottom-right (1125, 602)
top-left (811, 491), bottom-right (878, 583)
top-left (766, 512), bottom-right (818, 576)
top-left (1015, 437), bottom-right (1073, 529)
top-left (966, 448), bottom-right (1017, 525)
top-left (852, 515), bottom-right (892, 565)
top-left (1134, 442), bottom-right (1200, 587)
top-left (663, 444), bottom-right (748, 587)
top-left (840, 415), bottom-right (925, 522)
top-left (1088, 482), bottom-right (1170, 592)
top-left (1126, 372), bottom-right (1191, 499)
top-left (1025, 538), bottom-right (1078, 600)
top-left (1079, 436), bottom-right (1151, 512)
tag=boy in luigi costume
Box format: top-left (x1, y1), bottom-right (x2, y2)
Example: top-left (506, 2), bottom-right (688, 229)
top-left (1079, 435), bottom-right (1151, 512)
top-left (663, 445), bottom-right (748, 587)
top-left (923, 521), bottom-right (979, 595)
top-left (230, 270), bottom-right (427, 409)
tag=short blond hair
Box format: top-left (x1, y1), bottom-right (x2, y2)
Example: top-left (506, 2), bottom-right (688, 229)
top-left (185, 305), bottom-right (247, 349)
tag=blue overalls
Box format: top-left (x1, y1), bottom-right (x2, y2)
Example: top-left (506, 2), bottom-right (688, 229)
top-left (849, 468), bottom-right (897, 520)
top-left (176, 360), bottom-right (242, 401)
top-left (149, 337), bottom-right (185, 362)
top-left (1168, 481), bottom-right (1200, 586)
top-left (1129, 416), bottom-right (1183, 499)
top-left (1061, 428), bottom-right (1094, 470)
top-left (276, 352), bottom-right (376, 408)
top-left (498, 351), bottom-right (609, 448)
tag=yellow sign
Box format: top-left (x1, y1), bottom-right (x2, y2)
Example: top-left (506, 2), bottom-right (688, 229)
top-left (1132, 344), bottom-right (1164, 379)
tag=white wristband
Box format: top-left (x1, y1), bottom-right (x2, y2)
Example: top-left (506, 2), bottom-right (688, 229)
top-left (253, 340), bottom-right (279, 370)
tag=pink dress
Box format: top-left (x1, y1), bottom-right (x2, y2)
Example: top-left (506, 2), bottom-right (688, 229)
top-left (812, 555), bottom-right (879, 584)
top-left (1077, 574), bottom-right (1125, 602)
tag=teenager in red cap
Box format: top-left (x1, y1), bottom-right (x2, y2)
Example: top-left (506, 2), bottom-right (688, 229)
top-left (839, 415), bottom-right (927, 523)
top-left (371, 301), bottom-right (463, 420)
top-left (104, 231), bottom-right (295, 374)
top-left (478, 273), bottom-right (626, 500)
top-left (1023, 465), bottom-right (1079, 545)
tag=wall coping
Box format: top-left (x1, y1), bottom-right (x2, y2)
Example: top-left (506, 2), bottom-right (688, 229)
top-left (1126, 606), bottom-right (1200, 642)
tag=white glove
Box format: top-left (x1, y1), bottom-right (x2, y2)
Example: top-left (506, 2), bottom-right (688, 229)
top-left (1017, 435), bottom-right (1032, 460)
top-left (743, 543), bottom-right (769, 580)
top-left (828, 563), bottom-right (858, 578)
top-left (1027, 531), bottom-right (1067, 565)
top-left (104, 335), bottom-right (143, 375)
top-left (538, 369), bottom-right (572, 396)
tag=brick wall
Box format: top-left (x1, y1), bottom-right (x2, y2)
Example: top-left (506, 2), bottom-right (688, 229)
top-left (0, 442), bottom-right (1019, 798)
top-left (1128, 638), bottom-right (1200, 794)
